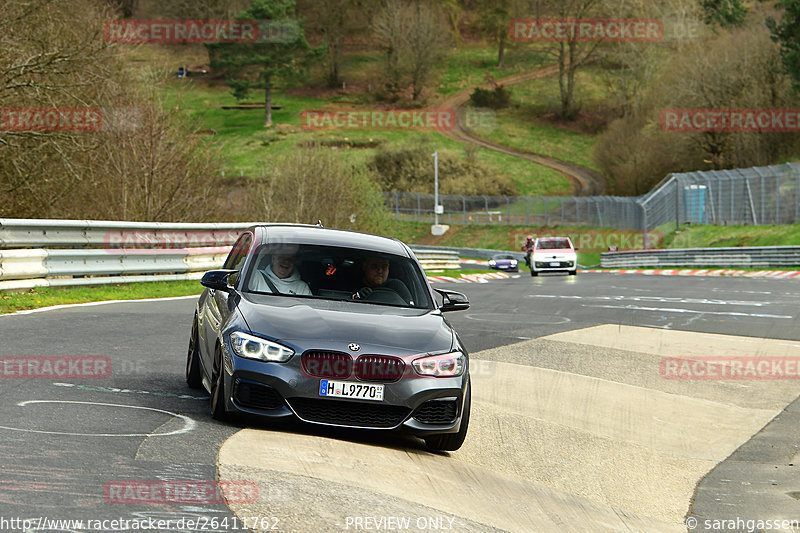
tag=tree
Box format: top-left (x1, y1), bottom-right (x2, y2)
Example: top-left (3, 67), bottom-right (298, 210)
top-left (206, 0), bottom-right (319, 127)
top-left (0, 0), bottom-right (227, 221)
top-left (298, 0), bottom-right (361, 87)
top-left (594, 27), bottom-right (800, 194)
top-left (372, 0), bottom-right (447, 101)
top-left (767, 0), bottom-right (800, 96)
top-left (531, 0), bottom-right (605, 120)
top-left (701, 0), bottom-right (747, 28)
top-left (474, 0), bottom-right (514, 67)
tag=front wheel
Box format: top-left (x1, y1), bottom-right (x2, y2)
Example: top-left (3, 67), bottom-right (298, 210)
top-left (568, 269), bottom-right (577, 276)
top-left (530, 268), bottom-right (538, 277)
top-left (210, 346), bottom-right (228, 421)
top-left (424, 382), bottom-right (470, 452)
top-left (186, 317), bottom-right (203, 389)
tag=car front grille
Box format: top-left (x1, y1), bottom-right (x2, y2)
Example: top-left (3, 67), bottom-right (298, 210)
top-left (302, 351), bottom-right (352, 379)
top-left (354, 355), bottom-right (405, 382)
top-left (233, 379), bottom-right (285, 410)
top-left (412, 399), bottom-right (458, 424)
top-left (288, 397), bottom-right (410, 428)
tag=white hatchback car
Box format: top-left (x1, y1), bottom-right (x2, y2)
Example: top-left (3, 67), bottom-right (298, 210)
top-left (530, 237), bottom-right (577, 276)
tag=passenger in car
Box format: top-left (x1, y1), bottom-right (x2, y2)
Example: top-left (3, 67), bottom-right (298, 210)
top-left (251, 244), bottom-right (312, 296)
top-left (352, 256), bottom-right (413, 303)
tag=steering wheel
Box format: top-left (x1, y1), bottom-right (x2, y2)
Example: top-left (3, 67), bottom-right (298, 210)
top-left (355, 286), bottom-right (407, 305)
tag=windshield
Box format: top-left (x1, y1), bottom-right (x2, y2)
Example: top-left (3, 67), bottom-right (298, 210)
top-left (536, 239), bottom-right (572, 250)
top-left (242, 243), bottom-right (433, 309)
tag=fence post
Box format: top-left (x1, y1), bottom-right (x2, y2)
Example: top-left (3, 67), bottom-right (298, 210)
top-left (461, 195), bottom-right (467, 224)
top-left (482, 195), bottom-right (489, 223)
top-left (753, 167), bottom-right (769, 223)
top-left (561, 198), bottom-right (565, 224)
top-left (641, 202), bottom-right (648, 250)
top-left (505, 195), bottom-right (510, 223)
top-left (526, 196), bottom-right (530, 225)
top-left (791, 162), bottom-right (800, 223)
top-left (675, 176), bottom-right (681, 228)
top-left (393, 192), bottom-right (399, 217)
top-left (416, 193), bottom-right (421, 219)
top-left (544, 197), bottom-right (549, 226)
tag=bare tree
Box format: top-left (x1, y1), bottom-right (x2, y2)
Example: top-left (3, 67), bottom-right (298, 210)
top-left (0, 0), bottom-right (228, 221)
top-left (372, 0), bottom-right (447, 101)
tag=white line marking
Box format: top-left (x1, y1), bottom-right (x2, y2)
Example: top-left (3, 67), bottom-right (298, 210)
top-left (529, 294), bottom-right (775, 307)
top-left (0, 295), bottom-right (199, 318)
top-left (581, 304), bottom-right (792, 319)
top-left (0, 400), bottom-right (196, 437)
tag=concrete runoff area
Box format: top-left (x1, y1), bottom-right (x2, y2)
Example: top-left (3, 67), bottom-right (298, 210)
top-left (217, 325), bottom-right (800, 532)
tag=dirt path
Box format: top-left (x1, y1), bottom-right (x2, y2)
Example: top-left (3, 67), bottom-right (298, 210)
top-left (438, 65), bottom-right (606, 196)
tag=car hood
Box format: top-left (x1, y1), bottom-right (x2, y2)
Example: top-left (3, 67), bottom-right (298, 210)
top-left (237, 293), bottom-right (454, 356)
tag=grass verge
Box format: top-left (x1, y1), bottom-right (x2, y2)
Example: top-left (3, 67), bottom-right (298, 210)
top-left (0, 280), bottom-right (203, 315)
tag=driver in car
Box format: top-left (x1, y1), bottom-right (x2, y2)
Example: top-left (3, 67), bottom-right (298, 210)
top-left (352, 256), bottom-right (412, 304)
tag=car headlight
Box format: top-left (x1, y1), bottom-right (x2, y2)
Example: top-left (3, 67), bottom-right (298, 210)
top-left (489, 260), bottom-right (496, 266)
top-left (412, 352), bottom-right (465, 377)
top-left (229, 332), bottom-right (294, 363)
top-left (510, 260), bottom-right (517, 266)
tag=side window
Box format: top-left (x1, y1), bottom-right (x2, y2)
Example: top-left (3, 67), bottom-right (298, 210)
top-left (223, 233), bottom-right (253, 276)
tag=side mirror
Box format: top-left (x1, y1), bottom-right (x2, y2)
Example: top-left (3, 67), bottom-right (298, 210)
top-left (201, 269), bottom-right (238, 292)
top-left (435, 288), bottom-right (470, 312)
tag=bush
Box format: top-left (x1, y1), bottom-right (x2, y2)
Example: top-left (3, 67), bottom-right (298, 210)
top-left (368, 143), bottom-right (516, 196)
top-left (469, 86), bottom-right (511, 109)
top-left (238, 147), bottom-right (387, 233)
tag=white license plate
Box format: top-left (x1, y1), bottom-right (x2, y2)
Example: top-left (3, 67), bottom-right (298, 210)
top-left (550, 262), bottom-right (560, 267)
top-left (319, 380), bottom-right (384, 401)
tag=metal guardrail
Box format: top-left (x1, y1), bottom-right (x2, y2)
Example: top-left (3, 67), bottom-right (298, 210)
top-left (410, 249), bottom-right (461, 270)
top-left (0, 220), bottom-right (470, 291)
top-left (0, 218), bottom-right (254, 249)
top-left (0, 247), bottom-right (232, 291)
top-left (410, 244), bottom-right (523, 262)
top-left (601, 246), bottom-right (800, 269)
top-left (0, 218), bottom-right (256, 290)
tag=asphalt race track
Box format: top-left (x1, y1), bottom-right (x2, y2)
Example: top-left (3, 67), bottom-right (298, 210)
top-left (1, 272), bottom-right (800, 532)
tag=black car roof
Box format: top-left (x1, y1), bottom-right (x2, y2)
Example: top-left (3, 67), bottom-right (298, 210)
top-left (249, 224), bottom-right (411, 257)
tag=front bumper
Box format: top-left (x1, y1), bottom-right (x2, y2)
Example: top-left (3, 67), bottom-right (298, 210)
top-left (222, 352), bottom-right (469, 437)
top-left (533, 258), bottom-right (576, 272)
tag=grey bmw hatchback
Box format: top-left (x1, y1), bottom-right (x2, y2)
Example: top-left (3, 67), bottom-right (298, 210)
top-left (186, 224), bottom-right (471, 451)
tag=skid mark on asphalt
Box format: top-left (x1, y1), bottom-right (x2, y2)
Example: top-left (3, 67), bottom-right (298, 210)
top-left (52, 382), bottom-right (206, 400)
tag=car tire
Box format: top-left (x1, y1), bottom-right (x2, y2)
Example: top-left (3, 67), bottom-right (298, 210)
top-left (210, 345), bottom-right (228, 421)
top-left (530, 269), bottom-right (538, 276)
top-left (569, 269), bottom-right (577, 276)
top-left (186, 317), bottom-right (203, 389)
top-left (424, 381), bottom-right (471, 452)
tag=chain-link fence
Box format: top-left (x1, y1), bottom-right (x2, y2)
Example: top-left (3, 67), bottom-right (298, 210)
top-left (385, 162), bottom-right (800, 232)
